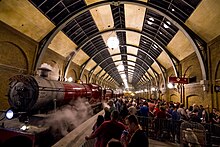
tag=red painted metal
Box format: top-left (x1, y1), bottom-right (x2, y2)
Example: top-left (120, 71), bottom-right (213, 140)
top-left (2, 75), bottom-right (116, 146)
top-left (169, 77), bottom-right (189, 84)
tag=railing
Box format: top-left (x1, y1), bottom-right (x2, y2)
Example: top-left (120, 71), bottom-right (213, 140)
top-left (79, 115), bottom-right (220, 147)
top-left (52, 111), bottom-right (104, 147)
top-left (137, 116), bottom-right (220, 146)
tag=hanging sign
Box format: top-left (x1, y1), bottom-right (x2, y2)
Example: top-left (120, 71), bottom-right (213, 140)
top-left (169, 77), bottom-right (189, 84)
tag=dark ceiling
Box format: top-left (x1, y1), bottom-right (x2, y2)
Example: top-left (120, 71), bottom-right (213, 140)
top-left (29, 0), bottom-right (202, 88)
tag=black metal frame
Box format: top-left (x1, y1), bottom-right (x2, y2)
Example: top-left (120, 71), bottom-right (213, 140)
top-left (91, 60), bottom-right (152, 83)
top-left (29, 0), bottom-right (206, 89)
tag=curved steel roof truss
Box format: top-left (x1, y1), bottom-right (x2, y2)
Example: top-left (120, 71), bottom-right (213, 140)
top-left (80, 52), bottom-right (160, 85)
top-left (33, 0), bottom-right (207, 87)
top-left (91, 60), bottom-right (152, 83)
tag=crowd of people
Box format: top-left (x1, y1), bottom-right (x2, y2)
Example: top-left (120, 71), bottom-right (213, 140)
top-left (85, 97), bottom-right (220, 147)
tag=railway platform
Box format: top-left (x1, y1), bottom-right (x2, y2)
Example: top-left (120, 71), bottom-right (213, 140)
top-left (53, 110), bottom-right (179, 147)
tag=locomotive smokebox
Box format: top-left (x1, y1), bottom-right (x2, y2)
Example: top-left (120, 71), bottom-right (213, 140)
top-left (8, 75), bottom-right (39, 111)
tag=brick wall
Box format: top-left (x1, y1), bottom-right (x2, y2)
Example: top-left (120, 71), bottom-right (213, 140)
top-left (0, 21), bottom-right (37, 109)
top-left (162, 35), bottom-right (220, 110)
top-left (208, 35), bottom-right (220, 110)
top-left (0, 21), bottom-right (90, 110)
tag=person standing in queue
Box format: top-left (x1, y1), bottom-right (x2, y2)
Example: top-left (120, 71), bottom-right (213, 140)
top-left (92, 115), bottom-right (104, 132)
top-left (85, 110), bottom-right (126, 147)
top-left (121, 115), bottom-right (149, 147)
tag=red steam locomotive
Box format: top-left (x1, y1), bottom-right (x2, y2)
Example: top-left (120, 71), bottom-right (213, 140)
top-left (0, 74), bottom-right (123, 146)
top-left (7, 74), bottom-right (111, 112)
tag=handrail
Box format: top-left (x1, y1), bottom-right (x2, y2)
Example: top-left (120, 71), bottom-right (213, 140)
top-left (52, 110), bottom-right (104, 147)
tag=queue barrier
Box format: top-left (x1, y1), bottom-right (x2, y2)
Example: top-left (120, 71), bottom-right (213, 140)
top-left (137, 116), bottom-right (220, 146)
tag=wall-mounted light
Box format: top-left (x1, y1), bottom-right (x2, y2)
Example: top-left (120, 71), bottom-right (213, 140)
top-left (167, 82), bottom-right (174, 89)
top-left (67, 77), bottom-right (73, 82)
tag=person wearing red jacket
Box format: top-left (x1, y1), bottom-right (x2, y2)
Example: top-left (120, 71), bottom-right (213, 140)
top-left (85, 110), bottom-right (126, 147)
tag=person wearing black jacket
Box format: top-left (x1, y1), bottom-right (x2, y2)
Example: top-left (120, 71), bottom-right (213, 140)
top-left (121, 115), bottom-right (149, 147)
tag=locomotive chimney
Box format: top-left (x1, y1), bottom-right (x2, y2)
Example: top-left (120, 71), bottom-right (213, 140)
top-left (37, 67), bottom-right (51, 78)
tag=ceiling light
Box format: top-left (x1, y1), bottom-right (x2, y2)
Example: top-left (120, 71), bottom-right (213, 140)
top-left (171, 8), bottom-right (175, 11)
top-left (107, 36), bottom-right (119, 49)
top-left (147, 21), bottom-right (153, 25)
top-left (117, 64), bottom-right (124, 71)
top-left (166, 21), bottom-right (171, 25)
top-left (163, 23), bottom-right (169, 29)
top-left (120, 73), bottom-right (126, 79)
top-left (149, 17), bottom-right (154, 21)
top-left (123, 79), bottom-right (127, 82)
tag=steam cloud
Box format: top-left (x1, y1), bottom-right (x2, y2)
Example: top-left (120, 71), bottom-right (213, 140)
top-left (43, 98), bottom-right (93, 138)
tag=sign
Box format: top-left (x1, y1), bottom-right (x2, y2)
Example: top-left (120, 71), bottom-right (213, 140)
top-left (169, 77), bottom-right (189, 84)
top-left (215, 85), bottom-right (220, 92)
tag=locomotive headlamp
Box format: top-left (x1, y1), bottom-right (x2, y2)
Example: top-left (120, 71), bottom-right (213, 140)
top-left (5, 109), bottom-right (14, 120)
top-left (5, 108), bottom-right (26, 121)
top-left (20, 124), bottom-right (29, 131)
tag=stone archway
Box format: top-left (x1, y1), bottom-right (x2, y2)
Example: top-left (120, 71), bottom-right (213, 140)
top-left (186, 94), bottom-right (200, 108)
top-left (0, 41), bottom-right (28, 72)
top-left (0, 41), bottom-right (29, 109)
top-left (92, 77), bottom-right (96, 84)
top-left (170, 94), bottom-right (179, 102)
top-left (82, 74), bottom-right (87, 84)
top-left (66, 68), bottom-right (77, 82)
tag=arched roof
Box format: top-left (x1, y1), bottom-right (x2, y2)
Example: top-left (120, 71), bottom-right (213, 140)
top-left (1, 0), bottom-right (220, 89)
